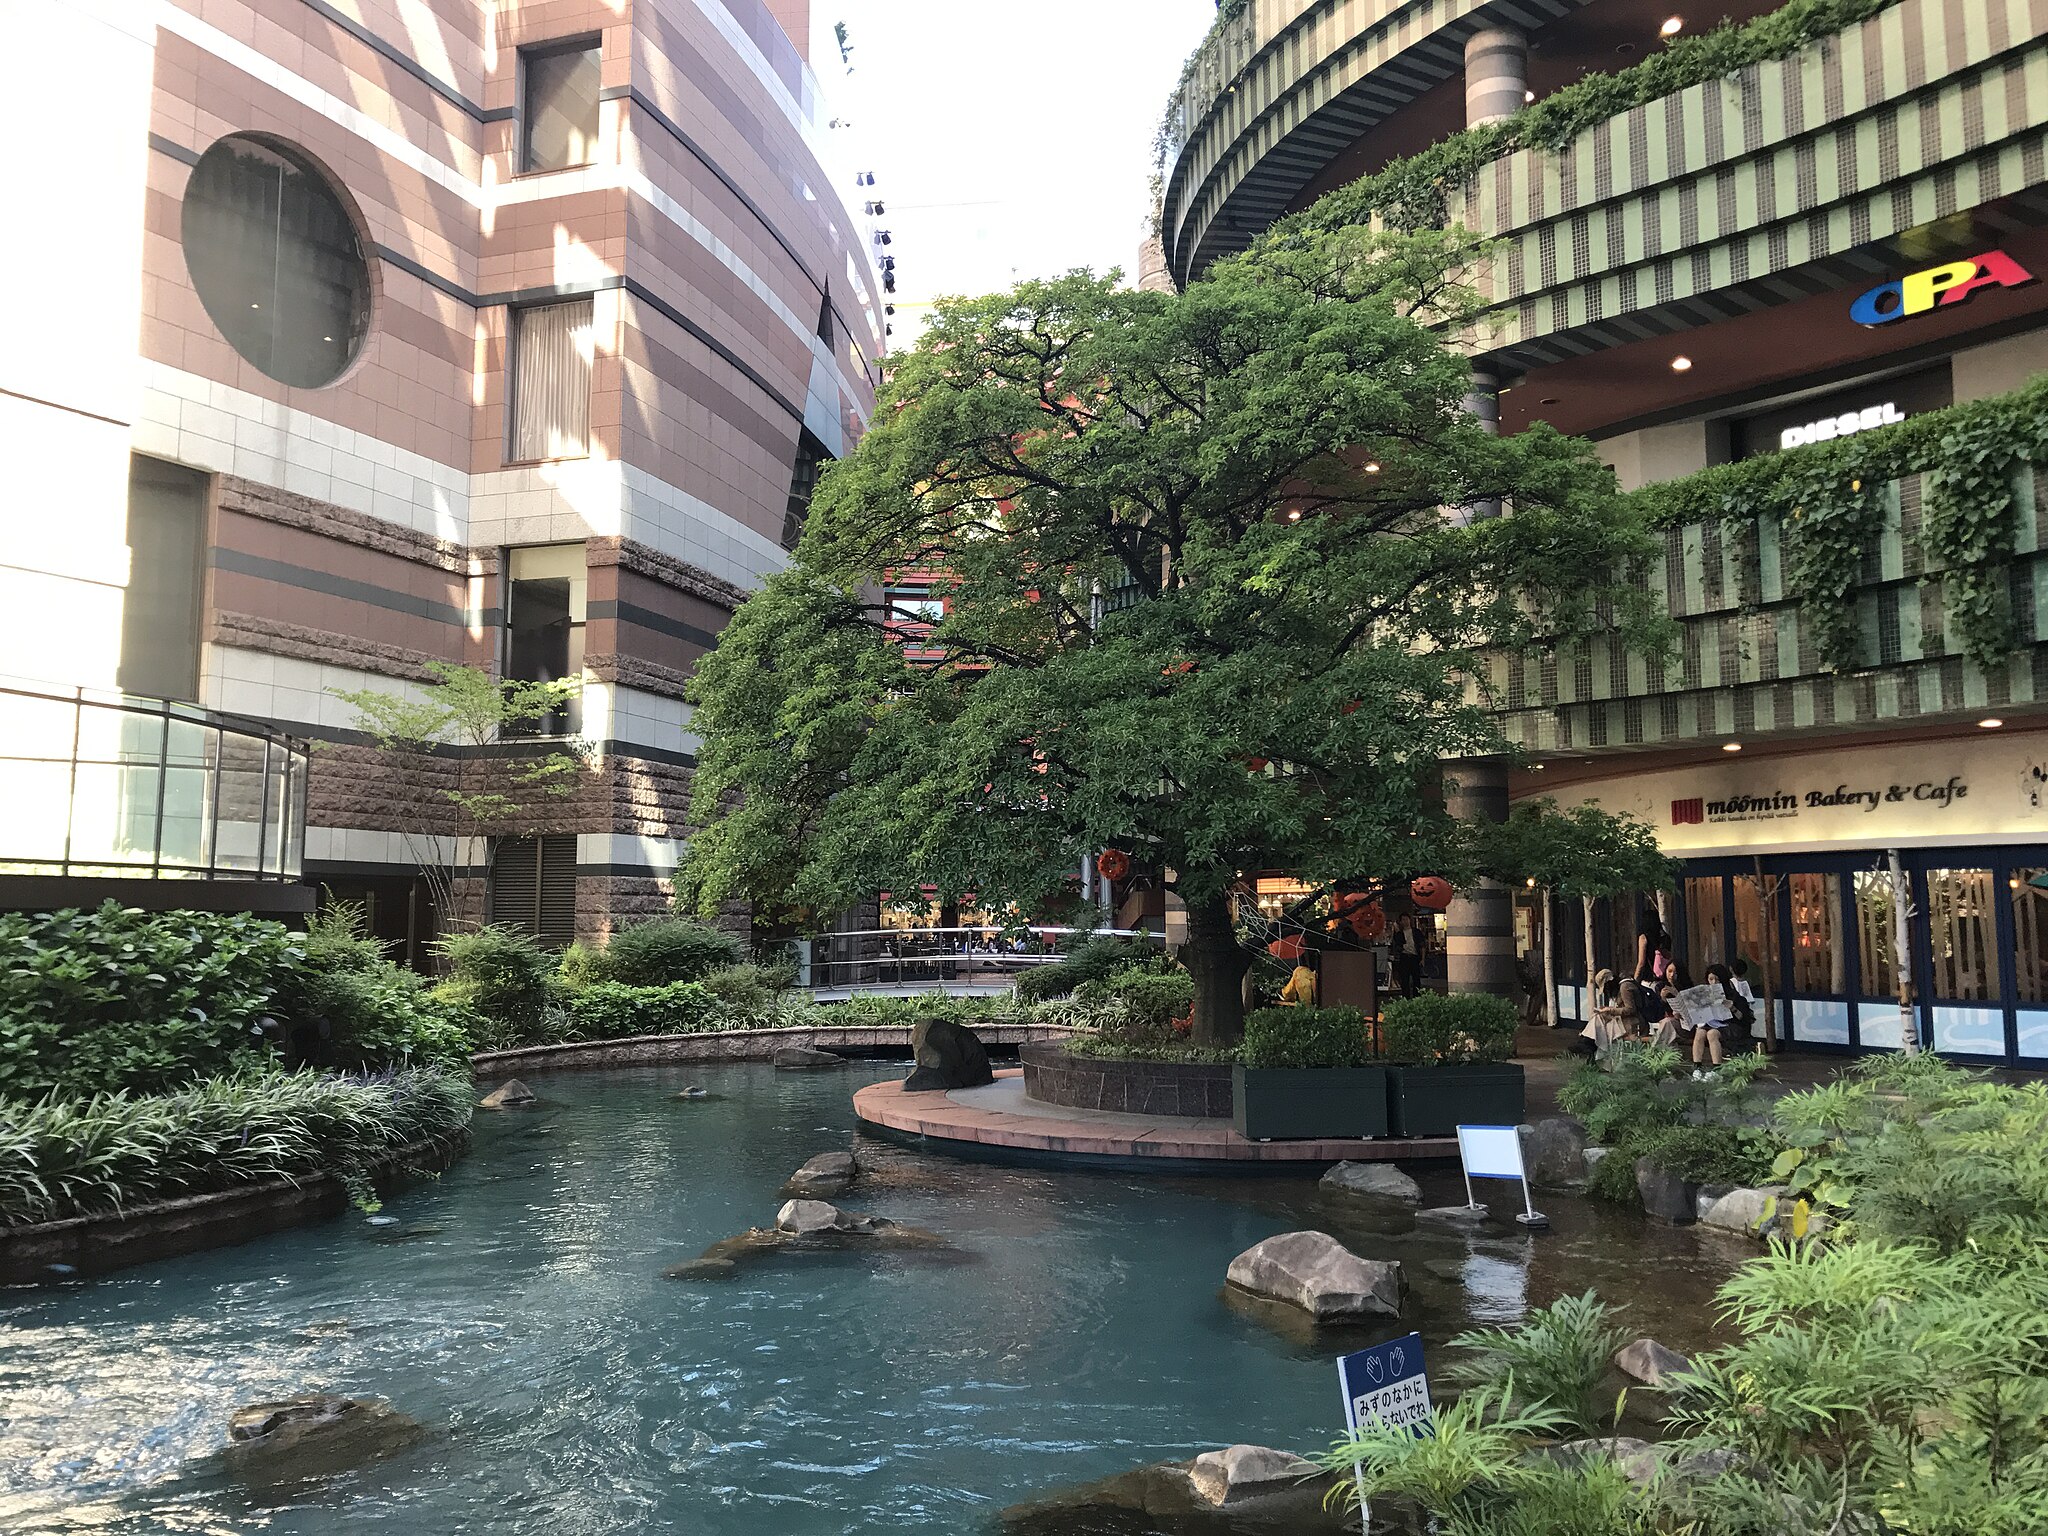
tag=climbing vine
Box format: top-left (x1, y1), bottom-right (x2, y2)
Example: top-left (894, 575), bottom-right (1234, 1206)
top-left (1623, 376), bottom-right (2048, 673)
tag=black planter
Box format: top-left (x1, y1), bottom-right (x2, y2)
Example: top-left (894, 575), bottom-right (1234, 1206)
top-left (1232, 1065), bottom-right (1390, 1140)
top-left (1384, 1063), bottom-right (1525, 1137)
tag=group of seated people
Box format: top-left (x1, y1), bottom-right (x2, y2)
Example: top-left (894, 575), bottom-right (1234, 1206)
top-left (1577, 958), bottom-right (1759, 1068)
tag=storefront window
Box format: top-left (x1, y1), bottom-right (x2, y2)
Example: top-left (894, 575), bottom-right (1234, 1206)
top-left (1731, 875), bottom-right (1783, 995)
top-left (1853, 869), bottom-right (1912, 1001)
top-left (1787, 873), bottom-right (1844, 995)
top-left (1684, 877), bottom-right (1723, 979)
top-left (2013, 870), bottom-right (2048, 1003)
top-left (1925, 868), bottom-right (1999, 1001)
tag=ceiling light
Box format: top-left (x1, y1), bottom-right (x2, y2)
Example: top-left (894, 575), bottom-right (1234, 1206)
top-left (1530, 762), bottom-right (1545, 771)
top-left (1980, 717), bottom-right (2004, 728)
top-left (1526, 877), bottom-right (1538, 888)
top-left (1540, 396), bottom-right (1561, 405)
top-left (1660, 15), bottom-right (1684, 36)
top-left (1523, 89), bottom-right (1535, 103)
top-left (1287, 509), bottom-right (1302, 522)
top-left (1364, 461), bottom-right (1381, 473)
top-left (1670, 355), bottom-right (1693, 372)
top-left (1722, 741), bottom-right (1742, 752)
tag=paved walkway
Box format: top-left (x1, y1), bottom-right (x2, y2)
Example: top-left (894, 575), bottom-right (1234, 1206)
top-left (853, 1069), bottom-right (1460, 1166)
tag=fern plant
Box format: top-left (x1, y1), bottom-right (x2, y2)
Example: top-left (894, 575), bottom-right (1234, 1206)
top-left (1448, 1291), bottom-right (1631, 1436)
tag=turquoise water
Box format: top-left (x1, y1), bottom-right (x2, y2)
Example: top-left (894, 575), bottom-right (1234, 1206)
top-left (2, 1064), bottom-right (1741, 1534)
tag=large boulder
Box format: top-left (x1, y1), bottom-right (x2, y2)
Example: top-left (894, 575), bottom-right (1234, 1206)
top-left (1635, 1158), bottom-right (1699, 1224)
top-left (773, 1046), bottom-right (845, 1070)
top-left (782, 1150), bottom-right (858, 1198)
top-left (1614, 1337), bottom-right (1692, 1387)
top-left (223, 1395), bottom-right (423, 1484)
top-left (1520, 1117), bottom-right (1591, 1189)
top-left (1699, 1185), bottom-right (1785, 1238)
top-left (1320, 1161), bottom-right (1422, 1202)
top-left (902, 1015), bottom-right (995, 1092)
top-left (1188, 1444), bottom-right (1321, 1507)
top-left (1225, 1231), bottom-right (1402, 1320)
top-left (478, 1079), bottom-right (536, 1109)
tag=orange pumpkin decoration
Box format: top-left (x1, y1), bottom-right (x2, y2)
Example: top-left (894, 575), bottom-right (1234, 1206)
top-left (1095, 848), bottom-right (1132, 883)
top-left (1331, 889), bottom-right (1371, 915)
top-left (1410, 876), bottom-right (1454, 911)
top-left (1347, 902), bottom-right (1387, 941)
top-left (1266, 934), bottom-right (1307, 961)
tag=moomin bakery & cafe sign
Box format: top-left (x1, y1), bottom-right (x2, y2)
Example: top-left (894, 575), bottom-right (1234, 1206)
top-left (1671, 774), bottom-right (1967, 827)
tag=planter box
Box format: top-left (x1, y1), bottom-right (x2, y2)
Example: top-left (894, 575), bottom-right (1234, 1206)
top-left (1384, 1063), bottom-right (1525, 1138)
top-left (1232, 1065), bottom-right (1390, 1141)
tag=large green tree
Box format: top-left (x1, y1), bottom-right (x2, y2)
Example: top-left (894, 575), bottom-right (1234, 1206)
top-left (681, 231), bottom-right (1659, 1044)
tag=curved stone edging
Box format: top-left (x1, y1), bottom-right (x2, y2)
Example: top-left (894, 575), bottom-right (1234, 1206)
top-left (1018, 1041), bottom-right (1234, 1117)
top-left (470, 1022), bottom-right (1077, 1074)
top-left (0, 1130), bottom-right (470, 1284)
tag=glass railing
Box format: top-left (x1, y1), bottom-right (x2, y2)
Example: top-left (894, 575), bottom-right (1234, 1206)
top-left (0, 679), bottom-right (310, 882)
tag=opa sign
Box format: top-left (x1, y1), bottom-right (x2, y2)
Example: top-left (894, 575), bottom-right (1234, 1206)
top-left (1850, 250), bottom-right (2035, 327)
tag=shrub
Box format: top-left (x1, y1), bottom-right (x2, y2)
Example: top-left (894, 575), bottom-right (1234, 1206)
top-left (1239, 1005), bottom-right (1376, 1069)
top-left (1448, 1290), bottom-right (1629, 1436)
top-left (281, 901), bottom-right (471, 1068)
top-left (1590, 1123), bottom-right (1771, 1202)
top-left (431, 926), bottom-right (555, 1047)
top-left (1076, 964), bottom-right (1194, 1032)
top-left (696, 961), bottom-right (793, 1015)
top-left (0, 1066), bottom-right (474, 1226)
top-left (1565, 1045), bottom-right (1775, 1202)
top-left (567, 981), bottom-right (716, 1039)
top-left (556, 939), bottom-right (609, 991)
top-left (1015, 936), bottom-right (1156, 1001)
top-left (1380, 993), bottom-right (1517, 1065)
top-left (601, 919), bottom-right (742, 986)
top-left (0, 903), bottom-right (301, 1098)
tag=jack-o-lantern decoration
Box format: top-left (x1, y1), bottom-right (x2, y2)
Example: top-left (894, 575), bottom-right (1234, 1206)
top-left (1266, 934), bottom-right (1307, 961)
top-left (1331, 889), bottom-right (1371, 916)
top-left (1410, 876), bottom-right (1454, 912)
top-left (1346, 902), bottom-right (1387, 941)
top-left (1095, 848), bottom-right (1132, 883)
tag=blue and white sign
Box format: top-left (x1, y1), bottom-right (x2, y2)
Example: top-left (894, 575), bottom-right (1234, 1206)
top-left (1338, 1332), bottom-right (1434, 1436)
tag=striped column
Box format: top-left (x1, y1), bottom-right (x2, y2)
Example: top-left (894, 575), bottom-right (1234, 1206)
top-left (1464, 26), bottom-right (1528, 127)
top-left (1457, 366), bottom-right (1503, 524)
top-left (1444, 759), bottom-right (1517, 998)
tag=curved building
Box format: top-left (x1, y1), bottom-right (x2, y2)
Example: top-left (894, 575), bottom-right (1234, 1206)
top-left (1161, 0), bottom-right (2048, 1065)
top-left (3, 0), bottom-right (880, 950)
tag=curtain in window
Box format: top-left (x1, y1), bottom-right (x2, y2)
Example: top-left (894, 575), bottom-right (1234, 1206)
top-left (510, 299), bottom-right (593, 461)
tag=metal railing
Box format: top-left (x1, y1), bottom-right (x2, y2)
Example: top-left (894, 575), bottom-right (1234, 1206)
top-left (801, 925), bottom-right (1163, 994)
top-left (0, 678), bottom-right (311, 882)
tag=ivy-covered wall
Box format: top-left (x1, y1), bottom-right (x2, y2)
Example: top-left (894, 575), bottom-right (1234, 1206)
top-left (1497, 376), bottom-right (2048, 753)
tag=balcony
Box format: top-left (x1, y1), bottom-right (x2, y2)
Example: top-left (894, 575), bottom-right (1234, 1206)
top-left (0, 679), bottom-right (314, 912)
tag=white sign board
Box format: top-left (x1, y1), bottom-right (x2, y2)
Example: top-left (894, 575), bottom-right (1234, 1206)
top-left (1456, 1124), bottom-right (1547, 1227)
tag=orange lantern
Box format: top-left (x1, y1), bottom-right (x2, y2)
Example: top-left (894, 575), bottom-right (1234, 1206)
top-left (1410, 876), bottom-right (1454, 911)
top-left (1347, 902), bottom-right (1387, 941)
top-left (1266, 934), bottom-right (1306, 961)
top-left (1095, 848), bottom-right (1132, 883)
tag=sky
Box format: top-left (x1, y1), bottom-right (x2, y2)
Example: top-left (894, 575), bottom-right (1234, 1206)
top-left (808, 1), bottom-right (1216, 344)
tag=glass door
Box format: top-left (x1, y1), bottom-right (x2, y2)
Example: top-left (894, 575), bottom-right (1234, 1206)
top-left (2010, 866), bottom-right (2048, 1062)
top-left (1920, 867), bottom-right (2004, 1056)
top-left (1851, 868), bottom-right (1914, 1049)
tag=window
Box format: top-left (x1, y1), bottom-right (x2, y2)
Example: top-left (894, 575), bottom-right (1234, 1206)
top-left (1731, 875), bottom-right (1781, 994)
top-left (504, 545), bottom-right (586, 735)
top-left (181, 134), bottom-right (371, 387)
top-left (521, 41), bottom-right (601, 173)
top-left (2013, 870), bottom-right (2048, 1003)
top-left (1683, 877), bottom-right (1723, 978)
top-left (508, 300), bottom-right (594, 461)
top-left (1787, 873), bottom-right (1844, 995)
top-left (882, 585), bottom-right (942, 624)
top-left (120, 457), bottom-right (206, 702)
top-left (488, 834), bottom-right (579, 943)
top-left (1853, 869), bottom-right (1912, 1000)
top-left (1925, 868), bottom-right (1999, 1001)
top-left (782, 430), bottom-right (831, 549)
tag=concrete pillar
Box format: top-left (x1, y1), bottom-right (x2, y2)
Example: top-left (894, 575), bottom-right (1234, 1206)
top-left (1457, 367), bottom-right (1503, 524)
top-left (1464, 26), bottom-right (1528, 128)
top-left (1445, 760), bottom-right (1517, 999)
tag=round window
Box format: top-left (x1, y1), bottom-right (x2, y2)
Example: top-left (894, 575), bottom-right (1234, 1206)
top-left (181, 135), bottom-right (372, 388)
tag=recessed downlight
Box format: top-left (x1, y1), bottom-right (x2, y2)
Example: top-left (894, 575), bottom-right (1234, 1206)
top-left (1539, 396), bottom-right (1561, 405)
top-left (1660, 15), bottom-right (1684, 37)
top-left (1670, 355), bottom-right (1694, 372)
top-left (1980, 717), bottom-right (2005, 728)
top-left (1722, 741), bottom-right (1743, 753)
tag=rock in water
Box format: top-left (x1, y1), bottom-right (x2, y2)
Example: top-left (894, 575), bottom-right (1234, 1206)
top-left (902, 1015), bottom-right (994, 1092)
top-left (672, 1085), bottom-right (710, 1100)
top-left (1319, 1161), bottom-right (1422, 1202)
top-left (1634, 1159), bottom-right (1700, 1224)
top-left (1187, 1444), bottom-right (1321, 1507)
top-left (223, 1395), bottom-right (422, 1484)
top-left (1699, 1185), bottom-right (1782, 1236)
top-left (773, 1046), bottom-right (844, 1070)
top-left (776, 1199), bottom-right (846, 1236)
top-left (1417, 1204), bottom-right (1490, 1226)
top-left (1519, 1117), bottom-right (1591, 1188)
top-left (1225, 1231), bottom-right (1401, 1320)
top-left (783, 1150), bottom-right (858, 1198)
top-left (478, 1079), bottom-right (536, 1109)
top-left (1614, 1337), bottom-right (1692, 1387)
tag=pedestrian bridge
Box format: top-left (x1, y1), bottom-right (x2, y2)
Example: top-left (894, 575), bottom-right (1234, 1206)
top-left (800, 926), bottom-right (1160, 1001)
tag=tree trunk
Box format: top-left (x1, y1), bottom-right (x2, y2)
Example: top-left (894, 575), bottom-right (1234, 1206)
top-left (1890, 848), bottom-right (1919, 1055)
top-left (1185, 889), bottom-right (1250, 1047)
top-left (1542, 888), bottom-right (1558, 1028)
top-left (1582, 895), bottom-right (1597, 985)
top-left (1753, 859), bottom-right (1781, 1053)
